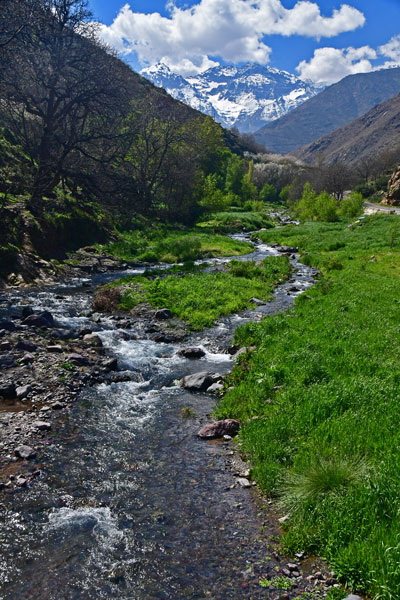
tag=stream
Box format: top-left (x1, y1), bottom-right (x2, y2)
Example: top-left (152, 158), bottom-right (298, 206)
top-left (0, 235), bottom-right (316, 599)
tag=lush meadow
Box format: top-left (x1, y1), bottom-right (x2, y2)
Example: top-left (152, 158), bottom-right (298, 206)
top-left (216, 214), bottom-right (400, 599)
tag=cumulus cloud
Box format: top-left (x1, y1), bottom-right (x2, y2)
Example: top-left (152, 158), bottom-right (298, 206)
top-left (97, 0), bottom-right (365, 75)
top-left (296, 46), bottom-right (377, 85)
top-left (379, 35), bottom-right (400, 68)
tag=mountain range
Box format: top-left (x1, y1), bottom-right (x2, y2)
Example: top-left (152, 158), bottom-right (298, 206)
top-left (141, 63), bottom-right (319, 133)
top-left (254, 67), bottom-right (400, 154)
top-left (292, 92), bottom-right (400, 166)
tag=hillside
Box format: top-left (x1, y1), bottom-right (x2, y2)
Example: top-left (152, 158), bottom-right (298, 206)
top-left (292, 92), bottom-right (400, 165)
top-left (141, 62), bottom-right (319, 132)
top-left (254, 67), bottom-right (400, 154)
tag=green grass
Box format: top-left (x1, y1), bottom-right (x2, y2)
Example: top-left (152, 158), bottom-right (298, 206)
top-left (100, 228), bottom-right (254, 263)
top-left (215, 214), bottom-right (400, 599)
top-left (196, 211), bottom-right (275, 233)
top-left (114, 255), bottom-right (290, 330)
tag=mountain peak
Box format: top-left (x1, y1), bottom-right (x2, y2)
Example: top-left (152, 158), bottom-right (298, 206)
top-left (141, 62), bottom-right (319, 132)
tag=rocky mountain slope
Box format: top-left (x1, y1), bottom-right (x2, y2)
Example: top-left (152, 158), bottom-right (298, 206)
top-left (141, 63), bottom-right (319, 132)
top-left (254, 67), bottom-right (400, 154)
top-left (292, 92), bottom-right (400, 165)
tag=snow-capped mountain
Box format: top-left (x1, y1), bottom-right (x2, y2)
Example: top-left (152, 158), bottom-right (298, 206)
top-left (141, 63), bottom-right (320, 133)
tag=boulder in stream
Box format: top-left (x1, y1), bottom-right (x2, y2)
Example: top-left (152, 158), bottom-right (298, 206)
top-left (197, 419), bottom-right (240, 439)
top-left (179, 371), bottom-right (222, 392)
top-left (23, 311), bottom-right (54, 328)
top-left (177, 347), bottom-right (206, 359)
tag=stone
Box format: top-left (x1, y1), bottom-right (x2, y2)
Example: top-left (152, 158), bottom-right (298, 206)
top-left (21, 306), bottom-right (34, 319)
top-left (277, 246), bottom-right (298, 253)
top-left (197, 419), bottom-right (240, 439)
top-left (250, 298), bottom-right (266, 306)
top-left (102, 357), bottom-right (118, 371)
top-left (154, 308), bottom-right (172, 320)
top-left (0, 341), bottom-right (12, 351)
top-left (21, 353), bottom-right (34, 364)
top-left (16, 340), bottom-right (38, 352)
top-left (67, 353), bottom-right (88, 366)
top-left (206, 382), bottom-right (224, 394)
top-left (16, 476), bottom-right (28, 487)
top-left (0, 319), bottom-right (16, 332)
top-left (16, 385), bottom-right (31, 399)
top-left (47, 345), bottom-right (63, 353)
top-left (0, 382), bottom-right (16, 399)
top-left (236, 478), bottom-right (251, 488)
top-left (178, 347), bottom-right (206, 359)
top-left (51, 401), bottom-right (65, 410)
top-left (83, 334), bottom-right (103, 347)
top-left (15, 445), bottom-right (36, 459)
top-left (23, 311), bottom-right (54, 328)
top-left (179, 371), bottom-right (215, 392)
top-left (344, 596), bottom-right (363, 600)
top-left (0, 355), bottom-right (16, 369)
top-left (32, 420), bottom-right (51, 431)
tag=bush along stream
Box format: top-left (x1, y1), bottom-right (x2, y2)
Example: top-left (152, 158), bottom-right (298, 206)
top-left (0, 229), bottom-right (357, 600)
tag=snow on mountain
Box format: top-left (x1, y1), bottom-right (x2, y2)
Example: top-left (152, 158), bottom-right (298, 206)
top-left (141, 63), bottom-right (320, 132)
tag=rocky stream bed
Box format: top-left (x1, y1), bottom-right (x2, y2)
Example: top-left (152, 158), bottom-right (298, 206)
top-left (0, 235), bottom-right (359, 599)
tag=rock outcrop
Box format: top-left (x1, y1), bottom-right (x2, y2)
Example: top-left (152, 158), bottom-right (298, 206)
top-left (383, 165), bottom-right (400, 206)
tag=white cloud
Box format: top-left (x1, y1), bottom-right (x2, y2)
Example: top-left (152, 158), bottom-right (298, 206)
top-left (379, 35), bottom-right (400, 68)
top-left (97, 0), bottom-right (365, 75)
top-left (296, 46), bottom-right (377, 85)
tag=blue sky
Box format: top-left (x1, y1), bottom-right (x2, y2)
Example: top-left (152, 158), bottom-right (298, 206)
top-left (89, 0), bottom-right (400, 84)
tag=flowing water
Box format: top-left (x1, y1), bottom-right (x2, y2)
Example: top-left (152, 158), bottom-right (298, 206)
top-left (0, 236), bottom-right (316, 599)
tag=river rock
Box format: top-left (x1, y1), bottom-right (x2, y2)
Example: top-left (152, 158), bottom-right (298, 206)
top-left (15, 445), bottom-right (36, 459)
top-left (277, 246), bottom-right (298, 253)
top-left (155, 308), bottom-right (172, 320)
top-left (0, 318), bottom-right (16, 332)
top-left (21, 353), bottom-right (34, 364)
top-left (206, 382), bottom-right (224, 393)
top-left (16, 384), bottom-right (31, 399)
top-left (178, 347), bottom-right (206, 359)
top-left (197, 419), bottom-right (240, 439)
top-left (83, 334), bottom-right (103, 347)
top-left (344, 596), bottom-right (363, 600)
top-left (0, 382), bottom-right (16, 399)
top-left (0, 341), bottom-right (12, 351)
top-left (179, 371), bottom-right (216, 392)
top-left (16, 339), bottom-right (38, 352)
top-left (32, 420), bottom-right (51, 431)
top-left (250, 298), bottom-right (266, 306)
top-left (23, 311), bottom-right (54, 328)
top-left (21, 306), bottom-right (34, 319)
top-left (47, 345), bottom-right (63, 353)
top-left (68, 353), bottom-right (88, 366)
top-left (236, 477), bottom-right (251, 488)
top-left (102, 357), bottom-right (118, 371)
top-left (0, 355), bottom-right (16, 369)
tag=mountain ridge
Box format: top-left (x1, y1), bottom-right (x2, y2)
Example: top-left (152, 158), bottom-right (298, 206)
top-left (291, 92), bottom-right (400, 166)
top-left (141, 62), bottom-right (319, 132)
top-left (253, 67), bottom-right (400, 154)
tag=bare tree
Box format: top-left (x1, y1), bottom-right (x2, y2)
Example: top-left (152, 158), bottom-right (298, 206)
top-left (1, 0), bottom-right (128, 214)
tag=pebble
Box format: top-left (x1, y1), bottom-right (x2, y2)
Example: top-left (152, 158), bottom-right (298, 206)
top-left (32, 420), bottom-right (51, 431)
top-left (15, 445), bottom-right (36, 459)
top-left (236, 478), bottom-right (251, 488)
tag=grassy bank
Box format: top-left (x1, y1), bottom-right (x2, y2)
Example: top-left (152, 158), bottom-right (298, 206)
top-left (99, 228), bottom-right (254, 263)
top-left (109, 256), bottom-right (290, 330)
top-left (216, 215), bottom-right (400, 599)
top-left (196, 211), bottom-right (275, 233)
